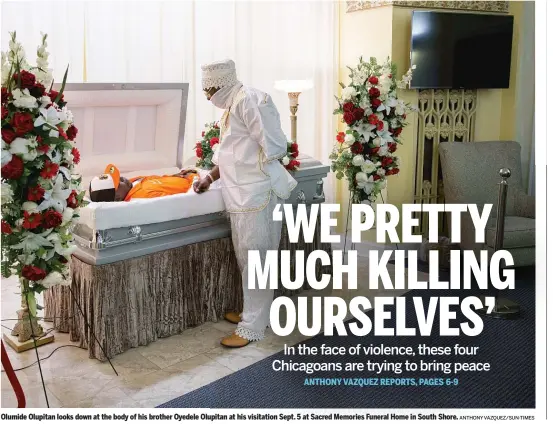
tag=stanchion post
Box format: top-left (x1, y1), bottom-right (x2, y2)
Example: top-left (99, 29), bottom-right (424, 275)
top-left (476, 168), bottom-right (520, 319)
top-left (494, 168), bottom-right (509, 252)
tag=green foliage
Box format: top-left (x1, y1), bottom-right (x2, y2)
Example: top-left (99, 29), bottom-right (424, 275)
top-left (54, 65), bottom-right (69, 104)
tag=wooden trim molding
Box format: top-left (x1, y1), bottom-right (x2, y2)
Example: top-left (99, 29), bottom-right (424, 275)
top-left (345, 1), bottom-right (510, 14)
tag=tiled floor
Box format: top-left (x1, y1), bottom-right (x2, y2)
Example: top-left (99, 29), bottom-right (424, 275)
top-left (1, 257), bottom-right (425, 408)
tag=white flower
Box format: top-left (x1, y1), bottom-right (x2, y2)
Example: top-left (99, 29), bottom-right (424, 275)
top-left (377, 168), bottom-right (386, 177)
top-left (352, 68), bottom-right (369, 86)
top-left (1, 52), bottom-right (10, 85)
top-left (37, 174), bottom-right (71, 213)
top-left (352, 155), bottom-right (365, 167)
top-left (18, 253), bottom-right (37, 265)
top-left (9, 40), bottom-right (23, 55)
top-left (12, 89), bottom-right (38, 110)
top-left (36, 42), bottom-right (50, 68)
top-left (63, 147), bottom-right (74, 165)
top-left (34, 107), bottom-right (62, 137)
top-left (57, 107), bottom-right (72, 130)
top-left (36, 57), bottom-right (48, 69)
top-left (8, 40), bottom-right (26, 66)
top-left (342, 86), bottom-right (358, 101)
top-left (281, 156), bottom-right (290, 166)
top-left (344, 133), bottom-right (356, 146)
top-left (375, 179), bottom-right (387, 190)
top-left (40, 95), bottom-right (52, 107)
top-left (1, 140), bottom-right (12, 166)
top-left (359, 95), bottom-right (372, 111)
top-left (69, 176), bottom-right (81, 191)
top-left (61, 106), bottom-right (73, 124)
top-left (341, 150), bottom-right (352, 159)
top-left (47, 148), bottom-right (63, 165)
top-left (361, 160), bottom-right (376, 174)
top-left (376, 121), bottom-right (393, 142)
top-left (363, 184), bottom-right (375, 195)
top-left (35, 69), bottom-right (53, 88)
top-left (379, 77), bottom-right (392, 96)
top-left (395, 100), bottom-right (407, 116)
top-left (22, 201), bottom-right (39, 213)
top-left (10, 137), bottom-right (38, 161)
top-left (46, 232), bottom-right (77, 257)
top-left (354, 123), bottom-right (374, 143)
top-left (1, 182), bottom-right (14, 205)
top-left (378, 145), bottom-right (389, 156)
top-left (397, 65), bottom-right (416, 89)
top-left (383, 96), bottom-right (398, 115)
top-left (62, 207), bottom-right (74, 225)
top-left (12, 231), bottom-right (54, 252)
top-left (356, 171), bottom-right (375, 195)
top-left (38, 272), bottom-right (67, 289)
top-left (356, 172), bottom-right (369, 184)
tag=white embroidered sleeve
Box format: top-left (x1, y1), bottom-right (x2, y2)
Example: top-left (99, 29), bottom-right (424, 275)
top-left (211, 144), bottom-right (219, 165)
top-left (240, 95), bottom-right (288, 162)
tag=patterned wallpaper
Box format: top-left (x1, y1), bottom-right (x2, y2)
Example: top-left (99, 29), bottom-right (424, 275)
top-left (345, 1), bottom-right (510, 13)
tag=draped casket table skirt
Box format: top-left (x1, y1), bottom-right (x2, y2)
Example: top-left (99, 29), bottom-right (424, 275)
top-left (43, 221), bottom-right (331, 361)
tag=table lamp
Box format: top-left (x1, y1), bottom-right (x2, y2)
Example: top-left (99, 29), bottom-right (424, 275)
top-left (274, 80), bottom-right (313, 143)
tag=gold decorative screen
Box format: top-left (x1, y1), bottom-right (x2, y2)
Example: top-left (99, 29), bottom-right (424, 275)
top-left (413, 89), bottom-right (478, 237)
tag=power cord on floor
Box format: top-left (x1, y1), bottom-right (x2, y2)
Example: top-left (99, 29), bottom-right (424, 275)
top-left (1, 344), bottom-right (83, 373)
top-left (1, 317), bottom-right (78, 374)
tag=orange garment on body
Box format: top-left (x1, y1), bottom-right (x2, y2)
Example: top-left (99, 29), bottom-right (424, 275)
top-left (124, 173), bottom-right (197, 201)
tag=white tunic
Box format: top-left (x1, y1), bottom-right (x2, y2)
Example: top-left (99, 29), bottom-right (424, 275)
top-left (212, 84), bottom-right (297, 213)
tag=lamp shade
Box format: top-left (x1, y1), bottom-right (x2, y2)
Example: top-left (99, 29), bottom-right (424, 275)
top-left (274, 79), bottom-right (313, 93)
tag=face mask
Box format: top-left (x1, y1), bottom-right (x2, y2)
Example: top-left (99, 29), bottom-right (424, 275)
top-left (209, 83), bottom-right (242, 109)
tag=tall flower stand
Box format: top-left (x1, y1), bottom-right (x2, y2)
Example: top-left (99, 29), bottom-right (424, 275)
top-left (3, 283), bottom-right (54, 353)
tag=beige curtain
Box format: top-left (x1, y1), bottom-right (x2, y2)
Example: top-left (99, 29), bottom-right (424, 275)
top-left (2, 0), bottom-right (339, 201)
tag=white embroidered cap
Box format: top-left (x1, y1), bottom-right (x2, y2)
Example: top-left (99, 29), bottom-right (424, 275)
top-left (88, 164), bottom-right (121, 202)
top-left (201, 59), bottom-right (239, 90)
top-left (90, 174), bottom-right (116, 192)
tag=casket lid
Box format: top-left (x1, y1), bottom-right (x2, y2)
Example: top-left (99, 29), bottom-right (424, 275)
top-left (292, 154), bottom-right (330, 179)
top-left (53, 83), bottom-right (188, 179)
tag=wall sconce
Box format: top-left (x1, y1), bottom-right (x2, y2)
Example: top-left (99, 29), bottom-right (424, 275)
top-left (274, 80), bottom-right (313, 143)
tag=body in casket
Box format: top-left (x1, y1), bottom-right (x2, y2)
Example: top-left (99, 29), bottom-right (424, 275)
top-left (43, 83), bottom-right (331, 361)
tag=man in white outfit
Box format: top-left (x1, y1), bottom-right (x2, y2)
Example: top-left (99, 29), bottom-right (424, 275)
top-left (194, 59), bottom-right (297, 348)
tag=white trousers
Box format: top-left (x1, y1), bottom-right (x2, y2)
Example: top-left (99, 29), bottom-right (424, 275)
top-left (229, 194), bottom-right (282, 341)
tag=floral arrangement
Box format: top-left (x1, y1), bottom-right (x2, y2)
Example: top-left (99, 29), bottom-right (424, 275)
top-left (196, 121), bottom-right (301, 171)
top-left (195, 121), bottom-right (220, 169)
top-left (1, 32), bottom-right (86, 315)
top-left (330, 57), bottom-right (416, 203)
top-left (281, 141), bottom-right (300, 171)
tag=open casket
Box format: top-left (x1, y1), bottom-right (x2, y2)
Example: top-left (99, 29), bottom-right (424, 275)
top-left (43, 83), bottom-right (331, 361)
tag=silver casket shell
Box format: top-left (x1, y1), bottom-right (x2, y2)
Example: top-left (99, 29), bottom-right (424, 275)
top-left (60, 83), bottom-right (330, 265)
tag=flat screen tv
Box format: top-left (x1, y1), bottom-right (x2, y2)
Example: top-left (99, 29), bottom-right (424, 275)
top-left (409, 11), bottom-right (514, 89)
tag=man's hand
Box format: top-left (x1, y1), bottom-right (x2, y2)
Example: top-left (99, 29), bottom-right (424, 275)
top-left (193, 177), bottom-right (211, 194)
top-left (178, 168), bottom-right (198, 177)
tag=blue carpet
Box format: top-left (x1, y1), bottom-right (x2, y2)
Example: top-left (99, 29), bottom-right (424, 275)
top-left (159, 266), bottom-right (535, 409)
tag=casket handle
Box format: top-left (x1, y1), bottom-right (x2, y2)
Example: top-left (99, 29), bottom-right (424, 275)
top-left (313, 179), bottom-right (325, 202)
top-left (128, 226), bottom-right (142, 242)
